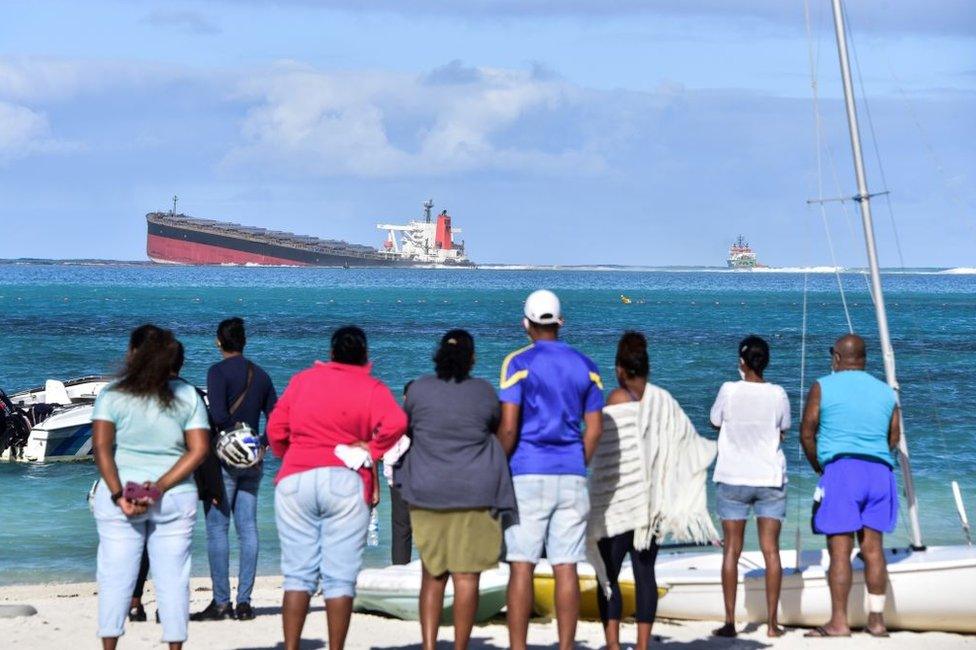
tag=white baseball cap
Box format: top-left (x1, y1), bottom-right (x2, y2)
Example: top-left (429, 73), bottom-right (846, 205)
top-left (524, 289), bottom-right (563, 326)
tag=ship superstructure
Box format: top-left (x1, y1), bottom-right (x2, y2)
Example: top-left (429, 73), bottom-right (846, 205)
top-left (376, 199), bottom-right (468, 266)
top-left (726, 235), bottom-right (759, 269)
top-left (146, 199), bottom-right (473, 267)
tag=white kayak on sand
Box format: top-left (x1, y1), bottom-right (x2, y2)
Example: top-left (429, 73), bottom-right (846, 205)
top-left (654, 545), bottom-right (976, 633)
top-left (354, 561), bottom-right (509, 623)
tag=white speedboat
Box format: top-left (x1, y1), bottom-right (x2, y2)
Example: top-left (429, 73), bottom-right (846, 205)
top-left (354, 560), bottom-right (509, 623)
top-left (1, 376), bottom-right (110, 462)
top-left (655, 546), bottom-right (976, 633)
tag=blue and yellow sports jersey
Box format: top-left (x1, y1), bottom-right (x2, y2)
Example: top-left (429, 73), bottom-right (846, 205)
top-left (499, 339), bottom-right (604, 476)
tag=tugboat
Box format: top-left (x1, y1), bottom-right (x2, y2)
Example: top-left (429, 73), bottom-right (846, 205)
top-left (726, 235), bottom-right (759, 269)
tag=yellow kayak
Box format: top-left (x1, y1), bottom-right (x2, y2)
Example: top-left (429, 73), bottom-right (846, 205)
top-left (532, 561), bottom-right (666, 620)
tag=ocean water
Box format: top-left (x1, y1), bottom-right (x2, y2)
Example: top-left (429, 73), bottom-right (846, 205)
top-left (0, 264), bottom-right (974, 586)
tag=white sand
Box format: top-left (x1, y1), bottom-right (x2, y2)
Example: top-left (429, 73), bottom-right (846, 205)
top-left (1, 576), bottom-right (974, 649)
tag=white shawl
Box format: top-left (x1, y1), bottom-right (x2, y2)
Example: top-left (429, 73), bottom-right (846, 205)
top-left (586, 384), bottom-right (719, 589)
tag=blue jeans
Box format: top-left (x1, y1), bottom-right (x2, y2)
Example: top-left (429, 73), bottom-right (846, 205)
top-left (275, 467), bottom-right (369, 599)
top-left (93, 483), bottom-right (197, 642)
top-left (205, 465), bottom-right (261, 606)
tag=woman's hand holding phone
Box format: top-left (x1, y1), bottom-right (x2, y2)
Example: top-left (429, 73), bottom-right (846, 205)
top-left (118, 497), bottom-right (148, 517)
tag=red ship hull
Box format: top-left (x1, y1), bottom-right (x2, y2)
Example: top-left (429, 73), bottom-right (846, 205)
top-left (147, 234), bottom-right (309, 266)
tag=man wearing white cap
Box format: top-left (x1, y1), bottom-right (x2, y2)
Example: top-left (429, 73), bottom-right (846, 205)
top-left (498, 289), bottom-right (604, 650)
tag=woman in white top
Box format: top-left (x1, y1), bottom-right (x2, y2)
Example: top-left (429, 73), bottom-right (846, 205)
top-left (709, 335), bottom-right (790, 639)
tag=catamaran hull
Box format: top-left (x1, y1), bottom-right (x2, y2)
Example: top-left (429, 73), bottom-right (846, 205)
top-left (354, 561), bottom-right (508, 623)
top-left (655, 546), bottom-right (976, 633)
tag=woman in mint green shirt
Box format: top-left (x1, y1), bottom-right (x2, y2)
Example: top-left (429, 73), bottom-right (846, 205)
top-left (91, 326), bottom-right (210, 650)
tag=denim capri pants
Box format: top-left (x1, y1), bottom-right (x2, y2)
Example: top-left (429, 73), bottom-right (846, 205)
top-left (275, 467), bottom-right (369, 599)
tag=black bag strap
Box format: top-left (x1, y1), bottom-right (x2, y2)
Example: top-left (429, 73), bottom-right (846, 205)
top-left (227, 362), bottom-right (255, 420)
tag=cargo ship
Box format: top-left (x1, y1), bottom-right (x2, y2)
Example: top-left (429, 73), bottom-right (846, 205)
top-left (146, 199), bottom-right (473, 267)
top-left (726, 235), bottom-right (759, 269)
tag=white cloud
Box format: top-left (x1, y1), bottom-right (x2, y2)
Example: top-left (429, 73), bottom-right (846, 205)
top-left (0, 58), bottom-right (189, 103)
top-left (224, 62), bottom-right (605, 178)
top-left (0, 101), bottom-right (71, 161)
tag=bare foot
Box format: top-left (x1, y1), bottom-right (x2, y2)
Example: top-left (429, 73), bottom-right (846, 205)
top-left (767, 623), bottom-right (785, 638)
top-left (866, 612), bottom-right (889, 637)
top-left (712, 623), bottom-right (737, 637)
top-left (804, 624), bottom-right (852, 637)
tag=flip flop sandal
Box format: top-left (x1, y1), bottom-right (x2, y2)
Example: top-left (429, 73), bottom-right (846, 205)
top-left (867, 628), bottom-right (891, 638)
top-left (804, 626), bottom-right (852, 638)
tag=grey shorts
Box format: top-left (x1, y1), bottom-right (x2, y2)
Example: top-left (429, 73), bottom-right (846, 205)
top-left (715, 482), bottom-right (787, 521)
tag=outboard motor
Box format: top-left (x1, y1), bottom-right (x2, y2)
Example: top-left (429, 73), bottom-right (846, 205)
top-left (0, 389), bottom-right (32, 457)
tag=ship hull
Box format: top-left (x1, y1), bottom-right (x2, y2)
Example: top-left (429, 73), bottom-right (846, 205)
top-left (147, 221), bottom-right (470, 267)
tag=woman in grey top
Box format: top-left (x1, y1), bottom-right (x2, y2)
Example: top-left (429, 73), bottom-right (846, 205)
top-left (394, 329), bottom-right (516, 650)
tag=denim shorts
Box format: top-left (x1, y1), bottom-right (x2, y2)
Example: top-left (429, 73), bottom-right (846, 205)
top-left (504, 474), bottom-right (589, 565)
top-left (715, 482), bottom-right (787, 521)
top-left (275, 467), bottom-right (369, 599)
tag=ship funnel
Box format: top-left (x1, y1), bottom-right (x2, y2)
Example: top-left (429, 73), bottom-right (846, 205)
top-left (435, 210), bottom-right (453, 250)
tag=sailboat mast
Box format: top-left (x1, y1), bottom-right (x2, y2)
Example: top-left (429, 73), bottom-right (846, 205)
top-left (830, 0), bottom-right (923, 549)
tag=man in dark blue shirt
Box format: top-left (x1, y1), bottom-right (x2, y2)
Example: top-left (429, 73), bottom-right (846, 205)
top-left (192, 317), bottom-right (277, 622)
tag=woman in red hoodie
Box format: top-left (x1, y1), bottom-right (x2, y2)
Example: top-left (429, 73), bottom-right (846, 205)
top-left (268, 326), bottom-right (406, 650)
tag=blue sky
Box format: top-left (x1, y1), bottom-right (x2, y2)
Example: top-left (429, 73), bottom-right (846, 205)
top-left (0, 0), bottom-right (973, 266)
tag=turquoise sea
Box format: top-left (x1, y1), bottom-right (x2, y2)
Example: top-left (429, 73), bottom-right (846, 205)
top-left (0, 264), bottom-right (974, 586)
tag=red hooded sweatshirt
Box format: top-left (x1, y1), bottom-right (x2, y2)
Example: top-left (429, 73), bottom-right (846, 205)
top-left (267, 361), bottom-right (406, 503)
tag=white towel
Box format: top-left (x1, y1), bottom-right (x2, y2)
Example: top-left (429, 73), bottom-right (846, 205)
top-left (382, 435), bottom-right (412, 485)
top-left (587, 384), bottom-right (719, 594)
top-left (334, 444), bottom-right (372, 471)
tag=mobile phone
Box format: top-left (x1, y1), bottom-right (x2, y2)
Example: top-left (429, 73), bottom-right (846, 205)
top-left (123, 482), bottom-right (161, 503)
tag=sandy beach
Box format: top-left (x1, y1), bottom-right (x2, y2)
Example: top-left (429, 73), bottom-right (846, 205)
top-left (1, 576), bottom-right (973, 649)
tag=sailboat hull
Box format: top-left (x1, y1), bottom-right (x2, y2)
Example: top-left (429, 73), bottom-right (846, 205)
top-left (655, 545), bottom-right (976, 632)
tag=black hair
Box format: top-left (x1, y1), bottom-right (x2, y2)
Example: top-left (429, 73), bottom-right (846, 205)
top-left (129, 323), bottom-right (164, 351)
top-left (615, 331), bottom-right (649, 378)
top-left (739, 335), bottom-right (770, 376)
top-left (331, 326), bottom-right (368, 366)
top-left (116, 325), bottom-right (180, 407)
top-left (527, 321), bottom-right (560, 335)
top-left (433, 329), bottom-right (475, 382)
top-left (217, 317), bottom-right (246, 353)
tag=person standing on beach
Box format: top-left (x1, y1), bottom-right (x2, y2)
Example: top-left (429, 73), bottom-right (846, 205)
top-left (193, 317), bottom-right (277, 622)
top-left (388, 381), bottom-right (414, 565)
top-left (801, 334), bottom-right (900, 638)
top-left (498, 289), bottom-right (604, 650)
top-left (709, 335), bottom-right (791, 638)
top-left (588, 331), bottom-right (718, 650)
top-left (395, 330), bottom-right (516, 650)
top-left (267, 326), bottom-right (407, 650)
top-left (91, 326), bottom-right (210, 650)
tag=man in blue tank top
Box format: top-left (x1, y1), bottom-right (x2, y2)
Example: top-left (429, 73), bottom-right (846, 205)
top-left (498, 289), bottom-right (604, 650)
top-left (800, 334), bottom-right (900, 638)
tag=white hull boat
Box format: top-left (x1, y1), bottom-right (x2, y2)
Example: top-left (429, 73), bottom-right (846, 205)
top-left (655, 546), bottom-right (976, 633)
top-left (354, 561), bottom-right (509, 623)
top-left (1, 376), bottom-right (110, 462)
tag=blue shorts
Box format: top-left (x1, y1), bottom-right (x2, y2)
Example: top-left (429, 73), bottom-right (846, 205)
top-left (504, 474), bottom-right (589, 565)
top-left (812, 457), bottom-right (897, 535)
top-left (715, 482), bottom-right (787, 521)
